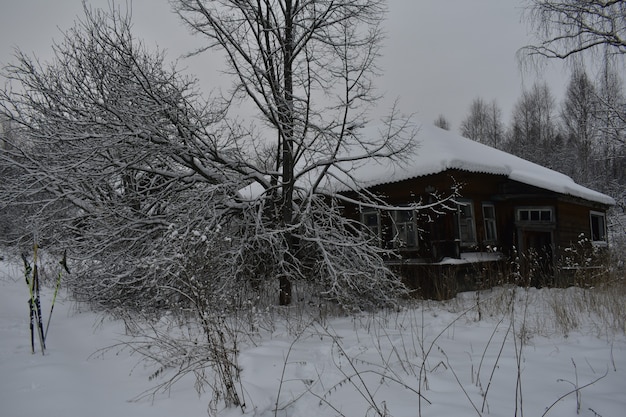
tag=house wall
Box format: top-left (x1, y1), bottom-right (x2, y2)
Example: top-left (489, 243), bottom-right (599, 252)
top-left (339, 168), bottom-right (611, 296)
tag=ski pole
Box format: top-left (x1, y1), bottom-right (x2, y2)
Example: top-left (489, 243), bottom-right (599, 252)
top-left (31, 242), bottom-right (46, 354)
top-left (44, 250), bottom-right (69, 342)
top-left (21, 254), bottom-right (35, 354)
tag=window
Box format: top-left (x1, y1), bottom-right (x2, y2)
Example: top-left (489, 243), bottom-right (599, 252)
top-left (361, 210), bottom-right (380, 242)
top-left (456, 200), bottom-right (476, 246)
top-left (590, 211), bottom-right (607, 242)
top-left (482, 203), bottom-right (497, 242)
top-left (517, 207), bottom-right (554, 223)
top-left (393, 209), bottom-right (418, 248)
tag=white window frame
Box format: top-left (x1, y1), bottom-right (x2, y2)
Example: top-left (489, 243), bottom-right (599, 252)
top-left (456, 199), bottom-right (477, 247)
top-left (516, 207), bottom-right (555, 223)
top-left (590, 211), bottom-right (607, 244)
top-left (393, 208), bottom-right (418, 248)
top-left (482, 203), bottom-right (498, 243)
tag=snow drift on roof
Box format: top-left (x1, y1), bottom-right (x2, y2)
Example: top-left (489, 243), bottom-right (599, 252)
top-left (239, 122), bottom-right (615, 206)
top-left (324, 122), bottom-right (615, 206)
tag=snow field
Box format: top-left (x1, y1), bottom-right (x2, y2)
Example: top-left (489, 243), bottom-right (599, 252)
top-left (2, 257), bottom-right (625, 417)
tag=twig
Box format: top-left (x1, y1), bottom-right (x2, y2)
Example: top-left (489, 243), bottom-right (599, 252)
top-left (481, 317), bottom-right (513, 413)
top-left (541, 368), bottom-right (609, 417)
top-left (274, 320), bottom-right (314, 417)
top-left (440, 347), bottom-right (482, 417)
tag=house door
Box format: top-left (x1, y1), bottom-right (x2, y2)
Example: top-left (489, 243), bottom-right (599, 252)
top-left (519, 230), bottom-right (553, 286)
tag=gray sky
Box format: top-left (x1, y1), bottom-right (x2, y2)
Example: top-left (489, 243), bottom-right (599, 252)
top-left (0, 0), bottom-right (567, 131)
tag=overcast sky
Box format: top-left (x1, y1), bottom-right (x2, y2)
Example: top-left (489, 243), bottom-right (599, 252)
top-left (0, 0), bottom-right (568, 132)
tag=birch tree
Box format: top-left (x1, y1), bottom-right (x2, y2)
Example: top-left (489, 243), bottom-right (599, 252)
top-left (560, 69), bottom-right (598, 182)
top-left (594, 62), bottom-right (626, 206)
top-left (522, 0), bottom-right (626, 60)
top-left (460, 97), bottom-right (504, 148)
top-left (595, 61), bottom-right (626, 147)
top-left (522, 0), bottom-right (626, 217)
top-left (521, 0), bottom-right (626, 149)
top-left (507, 82), bottom-right (560, 168)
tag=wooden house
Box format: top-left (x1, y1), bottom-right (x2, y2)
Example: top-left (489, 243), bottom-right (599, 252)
top-left (336, 123), bottom-right (616, 297)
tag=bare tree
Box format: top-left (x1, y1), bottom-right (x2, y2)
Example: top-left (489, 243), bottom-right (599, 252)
top-left (560, 69), bottom-right (599, 182)
top-left (0, 5), bottom-right (253, 312)
top-left (522, 0), bottom-right (626, 60)
top-left (173, 0), bottom-right (418, 305)
top-left (521, 0), bottom-right (626, 152)
top-left (434, 114), bottom-right (451, 130)
top-left (1, 1), bottom-right (423, 312)
top-left (595, 58), bottom-right (626, 146)
top-left (506, 82), bottom-right (560, 167)
top-left (460, 97), bottom-right (504, 148)
top-left (521, 0), bottom-right (626, 146)
top-left (461, 97), bottom-right (488, 142)
top-left (521, 0), bottom-right (626, 226)
top-left (485, 100), bottom-right (506, 149)
top-left (0, 3), bottom-right (442, 410)
top-left (594, 59), bottom-right (626, 206)
top-left (0, 117), bottom-right (23, 241)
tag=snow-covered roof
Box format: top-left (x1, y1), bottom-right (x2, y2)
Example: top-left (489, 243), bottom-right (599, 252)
top-left (325, 122), bottom-right (615, 206)
top-left (239, 122), bottom-right (615, 206)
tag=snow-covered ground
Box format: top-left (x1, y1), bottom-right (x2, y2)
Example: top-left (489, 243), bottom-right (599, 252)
top-left (1, 255), bottom-right (625, 417)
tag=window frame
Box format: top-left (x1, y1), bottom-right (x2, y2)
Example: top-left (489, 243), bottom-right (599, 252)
top-left (516, 206), bottom-right (555, 223)
top-left (456, 199), bottom-right (477, 247)
top-left (482, 203), bottom-right (498, 243)
top-left (360, 209), bottom-right (381, 244)
top-left (589, 210), bottom-right (607, 244)
top-left (392, 208), bottom-right (419, 249)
